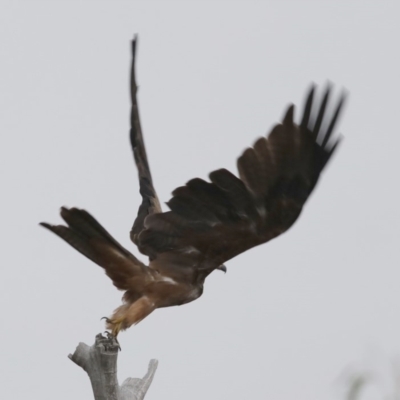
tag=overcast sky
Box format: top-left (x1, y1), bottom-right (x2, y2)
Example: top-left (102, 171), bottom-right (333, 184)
top-left (1, 1), bottom-right (400, 399)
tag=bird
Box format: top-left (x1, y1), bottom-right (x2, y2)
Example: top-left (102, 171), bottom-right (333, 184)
top-left (40, 37), bottom-right (345, 338)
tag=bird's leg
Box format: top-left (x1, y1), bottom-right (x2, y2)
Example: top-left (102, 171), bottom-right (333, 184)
top-left (101, 316), bottom-right (124, 335)
top-left (101, 317), bottom-right (122, 351)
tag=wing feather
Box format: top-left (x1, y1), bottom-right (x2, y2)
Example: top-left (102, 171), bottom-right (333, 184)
top-left (137, 85), bottom-right (346, 268)
top-left (129, 37), bottom-right (162, 245)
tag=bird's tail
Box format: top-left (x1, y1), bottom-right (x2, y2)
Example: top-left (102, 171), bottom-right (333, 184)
top-left (40, 207), bottom-right (146, 290)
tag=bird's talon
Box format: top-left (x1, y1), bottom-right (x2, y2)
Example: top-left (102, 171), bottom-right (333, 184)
top-left (102, 330), bottom-right (121, 351)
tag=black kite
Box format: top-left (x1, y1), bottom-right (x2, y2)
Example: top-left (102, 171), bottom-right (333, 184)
top-left (41, 39), bottom-right (345, 337)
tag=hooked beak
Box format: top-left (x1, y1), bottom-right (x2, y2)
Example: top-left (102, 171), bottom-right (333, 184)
top-left (217, 264), bottom-right (227, 273)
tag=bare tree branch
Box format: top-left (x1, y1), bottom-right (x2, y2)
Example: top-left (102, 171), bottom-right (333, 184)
top-left (69, 333), bottom-right (158, 400)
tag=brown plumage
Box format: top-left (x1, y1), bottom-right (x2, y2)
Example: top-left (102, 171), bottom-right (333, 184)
top-left (41, 38), bottom-right (346, 337)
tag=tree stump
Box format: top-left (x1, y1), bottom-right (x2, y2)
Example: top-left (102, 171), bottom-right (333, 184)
top-left (69, 333), bottom-right (158, 400)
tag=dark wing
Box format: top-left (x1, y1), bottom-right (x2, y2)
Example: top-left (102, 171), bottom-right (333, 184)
top-left (129, 37), bottom-right (162, 246)
top-left (137, 85), bottom-right (345, 267)
top-left (40, 207), bottom-right (149, 291)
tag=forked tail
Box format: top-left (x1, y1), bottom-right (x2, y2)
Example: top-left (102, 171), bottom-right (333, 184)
top-left (40, 207), bottom-right (147, 291)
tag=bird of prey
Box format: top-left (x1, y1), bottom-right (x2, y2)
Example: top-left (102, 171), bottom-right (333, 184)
top-left (41, 38), bottom-right (345, 338)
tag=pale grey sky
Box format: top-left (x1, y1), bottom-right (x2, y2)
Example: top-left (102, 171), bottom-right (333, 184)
top-left (1, 1), bottom-right (400, 399)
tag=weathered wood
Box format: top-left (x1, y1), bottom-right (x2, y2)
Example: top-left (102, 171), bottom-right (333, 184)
top-left (69, 333), bottom-right (158, 400)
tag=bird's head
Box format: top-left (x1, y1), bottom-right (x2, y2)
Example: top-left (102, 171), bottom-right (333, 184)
top-left (216, 264), bottom-right (227, 273)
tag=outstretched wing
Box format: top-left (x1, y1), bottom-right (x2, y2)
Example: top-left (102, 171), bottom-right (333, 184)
top-left (41, 207), bottom-right (149, 291)
top-left (129, 37), bottom-right (162, 246)
top-left (137, 86), bottom-right (345, 267)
